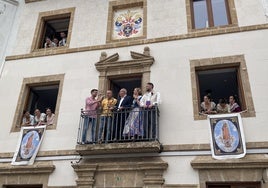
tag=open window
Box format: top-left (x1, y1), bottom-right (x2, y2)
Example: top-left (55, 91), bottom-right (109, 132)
top-left (197, 67), bottom-right (244, 111)
top-left (109, 75), bottom-right (142, 98)
top-left (190, 55), bottom-right (255, 120)
top-left (12, 74), bottom-right (64, 132)
top-left (31, 8), bottom-right (75, 51)
top-left (26, 84), bottom-right (59, 115)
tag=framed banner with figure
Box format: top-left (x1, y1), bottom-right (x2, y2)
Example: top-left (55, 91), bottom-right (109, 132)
top-left (208, 113), bottom-right (246, 160)
top-left (11, 126), bottom-right (46, 165)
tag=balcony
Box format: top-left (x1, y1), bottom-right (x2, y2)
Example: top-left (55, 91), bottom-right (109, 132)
top-left (75, 107), bottom-right (162, 155)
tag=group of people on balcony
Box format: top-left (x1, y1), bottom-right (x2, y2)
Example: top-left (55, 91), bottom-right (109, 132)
top-left (82, 82), bottom-right (161, 144)
top-left (44, 32), bottom-right (67, 48)
top-left (200, 95), bottom-right (242, 114)
top-left (21, 108), bottom-right (55, 127)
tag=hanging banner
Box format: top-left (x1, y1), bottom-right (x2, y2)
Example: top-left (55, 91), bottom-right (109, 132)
top-left (11, 125), bottom-right (46, 165)
top-left (208, 113), bottom-right (246, 160)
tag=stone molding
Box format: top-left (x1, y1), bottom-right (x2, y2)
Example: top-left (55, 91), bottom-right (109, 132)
top-left (0, 161), bottom-right (54, 188)
top-left (5, 23), bottom-right (268, 61)
top-left (191, 154), bottom-right (268, 188)
top-left (2, 141), bottom-right (268, 159)
top-left (11, 74), bottom-right (65, 132)
top-left (76, 141), bottom-right (162, 155)
top-left (95, 47), bottom-right (154, 94)
top-left (25, 0), bottom-right (45, 3)
top-left (190, 54), bottom-right (255, 120)
top-left (72, 157), bottom-right (168, 188)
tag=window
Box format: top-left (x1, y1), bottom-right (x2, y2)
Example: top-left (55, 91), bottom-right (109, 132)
top-left (11, 74), bottom-right (64, 132)
top-left (26, 84), bottom-right (59, 116)
top-left (207, 182), bottom-right (261, 188)
top-left (186, 0), bottom-right (238, 31)
top-left (191, 0), bottom-right (230, 29)
top-left (197, 67), bottom-right (243, 110)
top-left (109, 76), bottom-right (142, 97)
top-left (190, 55), bottom-right (255, 120)
top-left (31, 8), bottom-right (75, 51)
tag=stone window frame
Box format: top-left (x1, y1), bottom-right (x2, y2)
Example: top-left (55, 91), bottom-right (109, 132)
top-left (30, 7), bottom-right (75, 52)
top-left (106, 0), bottom-right (147, 43)
top-left (190, 55), bottom-right (255, 120)
top-left (185, 0), bottom-right (238, 32)
top-left (95, 47), bottom-right (153, 95)
top-left (11, 74), bottom-right (65, 132)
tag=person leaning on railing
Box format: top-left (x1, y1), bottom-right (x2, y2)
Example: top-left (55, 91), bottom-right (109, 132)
top-left (98, 90), bottom-right (117, 143)
top-left (140, 82), bottom-right (161, 139)
top-left (82, 89), bottom-right (103, 144)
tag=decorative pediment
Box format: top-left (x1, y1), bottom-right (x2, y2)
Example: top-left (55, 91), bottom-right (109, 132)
top-left (95, 46), bottom-right (154, 72)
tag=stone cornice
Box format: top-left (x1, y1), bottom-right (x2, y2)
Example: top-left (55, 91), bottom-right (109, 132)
top-left (0, 161), bottom-right (55, 174)
top-left (76, 141), bottom-right (162, 155)
top-left (5, 23), bottom-right (268, 61)
top-left (191, 154), bottom-right (268, 169)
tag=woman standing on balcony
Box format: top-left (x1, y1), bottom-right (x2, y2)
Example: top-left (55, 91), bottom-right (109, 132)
top-left (123, 88), bottom-right (143, 139)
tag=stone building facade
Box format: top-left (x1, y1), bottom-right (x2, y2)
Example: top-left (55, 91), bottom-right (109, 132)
top-left (0, 0), bottom-right (268, 187)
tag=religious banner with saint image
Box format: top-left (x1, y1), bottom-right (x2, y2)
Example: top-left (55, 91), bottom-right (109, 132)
top-left (11, 126), bottom-right (46, 165)
top-left (208, 113), bottom-right (246, 160)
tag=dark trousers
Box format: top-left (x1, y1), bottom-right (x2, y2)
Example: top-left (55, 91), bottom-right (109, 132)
top-left (113, 110), bottom-right (128, 140)
top-left (143, 107), bottom-right (157, 140)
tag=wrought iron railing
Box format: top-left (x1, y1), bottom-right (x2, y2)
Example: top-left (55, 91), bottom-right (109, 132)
top-left (77, 107), bottom-right (159, 144)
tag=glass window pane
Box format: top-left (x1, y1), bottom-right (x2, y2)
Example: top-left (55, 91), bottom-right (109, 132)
top-left (211, 0), bottom-right (229, 26)
top-left (193, 0), bottom-right (209, 29)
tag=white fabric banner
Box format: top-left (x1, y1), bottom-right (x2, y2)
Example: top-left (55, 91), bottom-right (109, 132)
top-left (208, 113), bottom-right (246, 160)
top-left (11, 125), bottom-right (46, 165)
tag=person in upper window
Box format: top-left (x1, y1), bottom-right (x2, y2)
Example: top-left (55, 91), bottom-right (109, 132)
top-left (53, 37), bottom-right (59, 47)
top-left (200, 95), bottom-right (217, 114)
top-left (59, 32), bottom-right (67, 46)
top-left (44, 37), bottom-right (56, 48)
top-left (229, 95), bottom-right (242, 113)
top-left (34, 109), bottom-right (46, 126)
top-left (216, 98), bottom-right (230, 114)
top-left (45, 107), bottom-right (55, 126)
top-left (21, 110), bottom-right (34, 126)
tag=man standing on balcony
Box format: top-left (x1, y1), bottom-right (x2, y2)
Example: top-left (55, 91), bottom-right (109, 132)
top-left (113, 88), bottom-right (132, 141)
top-left (140, 83), bottom-right (161, 140)
top-left (82, 89), bottom-right (102, 144)
top-left (98, 90), bottom-right (117, 143)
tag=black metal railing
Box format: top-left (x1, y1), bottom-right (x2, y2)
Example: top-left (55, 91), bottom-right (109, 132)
top-left (77, 107), bottom-right (159, 144)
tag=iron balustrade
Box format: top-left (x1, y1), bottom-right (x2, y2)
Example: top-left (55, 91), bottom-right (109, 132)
top-left (77, 106), bottom-right (160, 144)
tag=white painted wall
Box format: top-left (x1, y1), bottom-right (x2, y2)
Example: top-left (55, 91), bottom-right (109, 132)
top-left (1, 0), bottom-right (268, 186)
top-left (0, 0), bottom-right (20, 77)
top-left (0, 29), bottom-right (268, 153)
top-left (162, 156), bottom-right (199, 185)
top-left (10, 0), bottom-right (268, 56)
top-left (236, 0), bottom-right (268, 26)
top-left (48, 160), bottom-right (77, 186)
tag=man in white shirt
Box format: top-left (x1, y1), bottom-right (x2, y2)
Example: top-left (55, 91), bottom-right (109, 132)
top-left (140, 82), bottom-right (161, 140)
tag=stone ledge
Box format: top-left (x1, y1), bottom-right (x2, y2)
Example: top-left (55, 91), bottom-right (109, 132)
top-left (0, 161), bottom-right (55, 174)
top-left (5, 23), bottom-right (268, 61)
top-left (191, 154), bottom-right (268, 169)
top-left (76, 141), bottom-right (162, 155)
